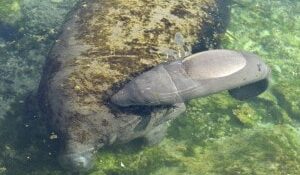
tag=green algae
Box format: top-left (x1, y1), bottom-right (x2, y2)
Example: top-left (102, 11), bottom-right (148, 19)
top-left (0, 0), bottom-right (21, 24)
top-left (222, 0), bottom-right (300, 125)
top-left (271, 81), bottom-right (300, 122)
top-left (180, 124), bottom-right (300, 175)
top-left (169, 93), bottom-right (242, 145)
top-left (233, 103), bottom-right (260, 127)
top-left (0, 96), bottom-right (64, 175)
top-left (84, 124), bottom-right (300, 175)
top-left (91, 144), bottom-right (179, 175)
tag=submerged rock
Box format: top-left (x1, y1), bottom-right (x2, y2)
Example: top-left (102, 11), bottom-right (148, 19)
top-left (38, 0), bottom-right (230, 172)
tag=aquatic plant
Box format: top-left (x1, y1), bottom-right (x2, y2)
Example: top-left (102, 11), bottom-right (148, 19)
top-left (92, 144), bottom-right (179, 175)
top-left (84, 124), bottom-right (300, 175)
top-left (232, 103), bottom-right (260, 127)
top-left (177, 124), bottom-right (300, 175)
top-left (0, 0), bottom-right (21, 24)
top-left (222, 0), bottom-right (300, 125)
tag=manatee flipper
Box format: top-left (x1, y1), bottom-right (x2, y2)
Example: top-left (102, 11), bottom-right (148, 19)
top-left (111, 50), bottom-right (271, 107)
top-left (144, 123), bottom-right (168, 146)
top-left (228, 78), bottom-right (269, 100)
top-left (144, 103), bottom-right (186, 145)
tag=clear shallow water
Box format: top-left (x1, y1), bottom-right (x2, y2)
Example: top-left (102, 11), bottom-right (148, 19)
top-left (0, 0), bottom-right (299, 174)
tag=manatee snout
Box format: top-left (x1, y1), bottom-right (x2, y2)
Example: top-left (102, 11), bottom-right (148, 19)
top-left (58, 147), bottom-right (95, 173)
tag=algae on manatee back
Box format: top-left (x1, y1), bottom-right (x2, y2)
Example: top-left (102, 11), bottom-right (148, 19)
top-left (66, 0), bottom-right (230, 99)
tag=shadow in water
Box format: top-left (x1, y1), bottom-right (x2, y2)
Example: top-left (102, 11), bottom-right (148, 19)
top-left (0, 22), bottom-right (20, 41)
top-left (0, 92), bottom-right (65, 175)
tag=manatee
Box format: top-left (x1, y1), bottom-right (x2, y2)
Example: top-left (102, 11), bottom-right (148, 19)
top-left (38, 0), bottom-right (231, 172)
top-left (111, 49), bottom-right (270, 107)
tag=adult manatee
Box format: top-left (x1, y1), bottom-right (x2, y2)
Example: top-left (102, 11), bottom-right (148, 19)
top-left (38, 0), bottom-right (232, 172)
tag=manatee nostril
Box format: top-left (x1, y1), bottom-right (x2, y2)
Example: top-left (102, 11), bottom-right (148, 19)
top-left (59, 149), bottom-right (95, 172)
top-left (72, 156), bottom-right (89, 169)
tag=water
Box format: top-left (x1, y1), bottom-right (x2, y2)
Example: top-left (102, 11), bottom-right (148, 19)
top-left (0, 0), bottom-right (299, 174)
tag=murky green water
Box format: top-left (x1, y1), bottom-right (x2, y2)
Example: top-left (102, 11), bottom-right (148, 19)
top-left (0, 0), bottom-right (299, 174)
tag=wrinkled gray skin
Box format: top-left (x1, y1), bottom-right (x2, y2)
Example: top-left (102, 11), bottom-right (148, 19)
top-left (111, 49), bottom-right (271, 107)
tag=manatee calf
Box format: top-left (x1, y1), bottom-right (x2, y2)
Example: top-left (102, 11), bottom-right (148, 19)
top-left (111, 49), bottom-right (271, 106)
top-left (38, 0), bottom-right (235, 172)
